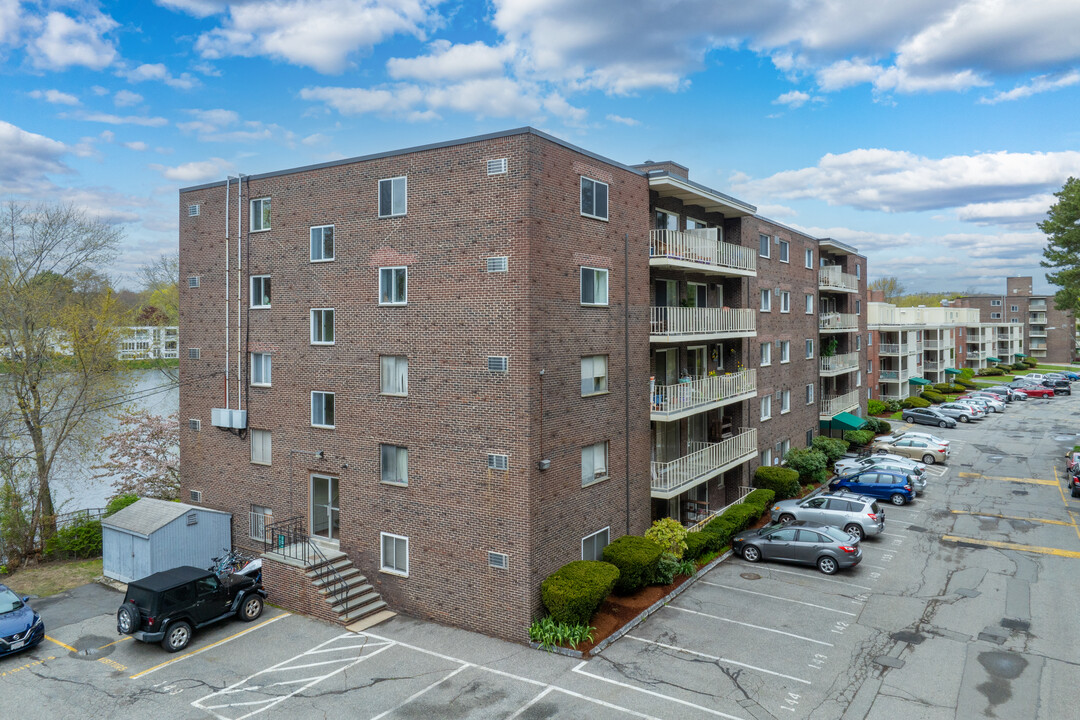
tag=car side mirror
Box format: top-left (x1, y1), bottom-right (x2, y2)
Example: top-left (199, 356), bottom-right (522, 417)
top-left (22, 596), bottom-right (30, 603)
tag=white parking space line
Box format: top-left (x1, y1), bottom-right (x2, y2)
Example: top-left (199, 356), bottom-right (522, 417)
top-left (700, 581), bottom-right (857, 616)
top-left (132, 613), bottom-right (291, 680)
top-left (368, 665), bottom-right (470, 720)
top-left (757, 565), bottom-right (873, 591)
top-left (878, 531), bottom-right (907, 539)
top-left (572, 662), bottom-right (748, 720)
top-left (666, 605), bottom-right (833, 646)
top-left (507, 688), bottom-right (557, 720)
top-left (624, 636), bottom-right (812, 685)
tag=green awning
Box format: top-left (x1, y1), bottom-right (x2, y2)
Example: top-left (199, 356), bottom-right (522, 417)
top-left (1014, 353), bottom-right (1027, 358)
top-left (986, 356), bottom-right (1001, 362)
top-left (827, 411), bottom-right (868, 432)
top-left (909, 377), bottom-right (931, 386)
top-left (945, 368), bottom-right (961, 375)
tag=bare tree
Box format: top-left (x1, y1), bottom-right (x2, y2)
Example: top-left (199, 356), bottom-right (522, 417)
top-left (0, 202), bottom-right (128, 558)
top-left (868, 276), bottom-right (905, 301)
top-left (139, 252), bottom-right (179, 324)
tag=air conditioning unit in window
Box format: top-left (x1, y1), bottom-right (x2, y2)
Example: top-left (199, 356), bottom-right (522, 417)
top-left (188, 419), bottom-right (201, 431)
top-left (189, 490), bottom-right (202, 503)
top-left (188, 347), bottom-right (201, 359)
top-left (487, 454), bottom-right (509, 470)
top-left (188, 204), bottom-right (200, 217)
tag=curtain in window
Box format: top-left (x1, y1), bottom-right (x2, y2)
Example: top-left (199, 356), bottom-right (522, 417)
top-left (581, 356), bottom-right (607, 394)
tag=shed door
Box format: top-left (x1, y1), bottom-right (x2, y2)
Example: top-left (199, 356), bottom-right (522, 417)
top-left (106, 530), bottom-right (135, 583)
top-left (134, 538), bottom-right (152, 581)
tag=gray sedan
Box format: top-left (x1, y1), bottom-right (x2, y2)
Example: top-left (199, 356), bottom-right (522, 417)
top-left (901, 407), bottom-right (958, 428)
top-left (732, 521), bottom-right (862, 574)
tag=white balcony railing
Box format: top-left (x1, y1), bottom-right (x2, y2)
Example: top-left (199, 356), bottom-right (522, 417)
top-left (880, 390), bottom-right (910, 401)
top-left (1029, 313), bottom-right (1047, 324)
top-left (879, 367), bottom-right (910, 382)
top-left (916, 341), bottom-right (924, 352)
top-left (967, 350), bottom-right (984, 359)
top-left (820, 390), bottom-right (861, 418)
top-left (819, 266), bottom-right (859, 292)
top-left (650, 429), bottom-right (757, 497)
top-left (924, 361), bottom-right (944, 372)
top-left (924, 340), bottom-right (944, 350)
top-left (878, 343), bottom-right (913, 356)
top-left (651, 370), bottom-right (757, 419)
top-left (1029, 329), bottom-right (1047, 337)
top-left (820, 352), bottom-right (859, 374)
top-left (687, 485), bottom-right (754, 533)
top-left (819, 313), bottom-right (859, 331)
top-left (649, 229), bottom-right (757, 275)
top-left (650, 306), bottom-right (756, 339)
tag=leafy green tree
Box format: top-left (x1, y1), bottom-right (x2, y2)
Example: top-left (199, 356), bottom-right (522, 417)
top-left (1040, 177), bottom-right (1080, 315)
top-left (868, 276), bottom-right (905, 301)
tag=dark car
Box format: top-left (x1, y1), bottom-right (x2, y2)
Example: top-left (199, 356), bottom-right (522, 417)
top-left (901, 407), bottom-right (958, 428)
top-left (732, 521), bottom-right (861, 575)
top-left (1070, 472), bottom-right (1080, 498)
top-left (830, 469), bottom-right (916, 505)
top-left (1041, 379), bottom-right (1071, 395)
top-left (0, 584), bottom-right (44, 658)
top-left (985, 385), bottom-right (1024, 401)
top-left (117, 565), bottom-right (267, 652)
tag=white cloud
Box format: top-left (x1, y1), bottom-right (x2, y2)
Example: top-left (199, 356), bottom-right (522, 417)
top-left (29, 88), bottom-right (80, 105)
top-left (113, 90), bottom-right (144, 107)
top-left (77, 112), bottom-right (169, 127)
top-left (388, 40), bottom-right (511, 81)
top-left (176, 108), bottom-right (293, 143)
top-left (979, 70), bottom-right (1080, 104)
top-left (30, 11), bottom-right (118, 70)
top-left (954, 195), bottom-right (1055, 226)
top-left (773, 90), bottom-right (810, 107)
top-left (0, 0), bottom-right (20, 46)
top-left (300, 84), bottom-right (429, 116)
top-left (0, 120), bottom-right (72, 195)
top-left (123, 141), bottom-right (149, 151)
top-left (606, 114), bottom-right (640, 126)
top-left (122, 63), bottom-right (200, 89)
top-left (301, 133), bottom-right (329, 145)
top-left (150, 157), bottom-right (234, 183)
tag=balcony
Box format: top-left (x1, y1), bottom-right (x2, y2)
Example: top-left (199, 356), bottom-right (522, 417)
top-left (924, 361), bottom-right (944, 372)
top-left (878, 343), bottom-right (913, 356)
top-left (819, 390), bottom-right (861, 419)
top-left (1029, 328), bottom-right (1047, 338)
top-left (879, 368), bottom-right (911, 382)
top-left (650, 306), bottom-right (756, 342)
top-left (818, 266), bottom-right (859, 293)
top-left (1030, 300), bottom-right (1047, 311)
top-left (924, 340), bottom-right (944, 350)
top-left (819, 313), bottom-right (859, 333)
top-left (651, 370), bottom-right (757, 422)
top-left (966, 350), bottom-right (984, 360)
top-left (649, 229), bottom-right (756, 277)
top-left (650, 429), bottom-right (757, 500)
top-left (916, 340), bottom-right (924, 352)
top-left (1029, 313), bottom-right (1047, 324)
top-left (880, 389), bottom-right (911, 401)
top-left (820, 352), bottom-right (859, 376)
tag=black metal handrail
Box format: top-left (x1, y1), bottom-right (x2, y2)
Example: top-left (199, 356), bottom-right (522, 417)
top-left (261, 516), bottom-right (351, 618)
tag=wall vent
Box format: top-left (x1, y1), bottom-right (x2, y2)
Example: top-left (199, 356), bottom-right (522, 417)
top-left (189, 418), bottom-right (201, 431)
top-left (488, 551), bottom-right (509, 569)
top-left (487, 454), bottom-right (509, 470)
top-left (486, 257), bottom-right (508, 273)
top-left (189, 348), bottom-right (201, 359)
top-left (186, 512), bottom-right (198, 526)
top-left (188, 204), bottom-right (200, 217)
top-left (189, 489), bottom-right (202, 503)
top-left (487, 158), bottom-right (508, 176)
top-left (188, 276), bottom-right (200, 288)
top-left (487, 356), bottom-right (509, 373)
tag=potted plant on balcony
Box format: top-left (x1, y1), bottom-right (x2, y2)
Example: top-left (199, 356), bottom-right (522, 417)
top-left (821, 337), bottom-right (838, 358)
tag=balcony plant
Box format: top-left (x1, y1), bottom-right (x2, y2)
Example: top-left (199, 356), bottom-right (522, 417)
top-left (821, 337), bottom-right (838, 358)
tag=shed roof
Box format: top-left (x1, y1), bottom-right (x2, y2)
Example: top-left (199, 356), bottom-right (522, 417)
top-left (102, 498), bottom-right (227, 537)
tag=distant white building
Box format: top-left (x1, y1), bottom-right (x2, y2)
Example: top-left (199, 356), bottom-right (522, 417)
top-left (118, 326), bottom-right (178, 359)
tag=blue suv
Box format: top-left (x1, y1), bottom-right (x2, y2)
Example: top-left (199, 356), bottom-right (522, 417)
top-left (829, 469), bottom-right (916, 506)
top-left (0, 583), bottom-right (45, 658)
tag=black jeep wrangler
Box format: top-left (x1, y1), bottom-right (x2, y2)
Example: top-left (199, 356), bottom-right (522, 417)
top-left (116, 565), bottom-right (267, 652)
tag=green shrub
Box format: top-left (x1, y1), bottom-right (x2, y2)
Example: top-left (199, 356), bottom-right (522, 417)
top-left (529, 617), bottom-right (596, 651)
top-left (920, 390), bottom-right (946, 404)
top-left (902, 396), bottom-right (931, 408)
top-left (784, 447), bottom-right (829, 485)
top-left (885, 399), bottom-right (903, 413)
top-left (650, 553), bottom-right (680, 585)
top-left (702, 503), bottom-right (761, 550)
top-left (812, 436), bottom-right (850, 463)
top-left (601, 536), bottom-right (664, 594)
top-left (932, 383), bottom-right (951, 393)
top-left (540, 561), bottom-right (619, 625)
top-left (977, 367), bottom-right (1004, 376)
top-left (1023, 358), bottom-right (1037, 368)
top-left (743, 488), bottom-right (776, 515)
top-left (862, 417), bottom-right (888, 434)
top-left (960, 367), bottom-right (975, 378)
top-left (867, 399), bottom-right (888, 415)
top-left (955, 378), bottom-right (976, 389)
top-left (1012, 362), bottom-right (1027, 370)
top-left (753, 465), bottom-right (801, 500)
top-left (105, 494), bottom-right (139, 516)
top-left (996, 364), bottom-right (1013, 372)
top-left (644, 517), bottom-right (688, 559)
top-left (683, 531), bottom-right (711, 560)
top-left (43, 518), bottom-right (103, 560)
top-left (874, 419), bottom-right (892, 434)
top-left (844, 429), bottom-right (876, 446)
top-left (675, 558), bottom-right (696, 576)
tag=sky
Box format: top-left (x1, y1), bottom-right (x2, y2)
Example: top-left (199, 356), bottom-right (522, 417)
top-left (2, 0), bottom-right (1079, 293)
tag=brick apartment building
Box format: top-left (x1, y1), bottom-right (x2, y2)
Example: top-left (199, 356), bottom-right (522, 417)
top-left (178, 127), bottom-right (867, 642)
top-left (955, 276), bottom-right (1077, 365)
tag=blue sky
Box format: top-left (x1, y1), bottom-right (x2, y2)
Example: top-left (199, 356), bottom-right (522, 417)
top-left (2, 0), bottom-right (1079, 292)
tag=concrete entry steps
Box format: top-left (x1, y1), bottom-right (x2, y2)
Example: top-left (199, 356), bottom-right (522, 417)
top-left (305, 548), bottom-right (390, 626)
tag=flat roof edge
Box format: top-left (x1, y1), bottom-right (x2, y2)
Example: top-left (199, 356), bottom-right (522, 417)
top-left (648, 171), bottom-right (757, 214)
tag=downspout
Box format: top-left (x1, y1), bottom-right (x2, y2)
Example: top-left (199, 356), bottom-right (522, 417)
top-left (224, 176), bottom-right (230, 409)
top-left (237, 175), bottom-right (244, 411)
top-left (624, 231), bottom-right (630, 536)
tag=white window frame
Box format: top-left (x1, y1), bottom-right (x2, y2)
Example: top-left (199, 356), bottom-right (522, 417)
top-left (581, 527), bottom-right (610, 562)
top-left (806, 383), bottom-right (815, 405)
top-left (379, 266), bottom-right (408, 305)
top-left (856, 299), bottom-right (862, 315)
top-left (581, 355), bottom-right (609, 396)
top-left (760, 342), bottom-right (772, 367)
top-left (655, 208), bottom-right (678, 230)
top-left (250, 275), bottom-right (271, 308)
top-left (250, 352), bottom-right (271, 387)
top-left (855, 264), bottom-right (861, 279)
top-left (868, 360), bottom-right (873, 373)
top-left (380, 355), bottom-right (408, 396)
top-left (805, 248), bottom-right (813, 268)
top-left (250, 429), bottom-right (272, 465)
top-left (781, 390), bottom-right (790, 414)
top-left (805, 294), bottom-right (814, 314)
top-left (868, 388), bottom-right (873, 400)
top-left (780, 340), bottom-right (790, 364)
top-left (806, 339), bottom-right (814, 359)
top-left (1010, 305), bottom-right (1018, 312)
top-left (991, 312), bottom-right (1001, 319)
top-left (759, 233), bottom-right (770, 258)
top-left (781, 291), bottom-right (790, 313)
top-left (378, 176), bottom-right (407, 218)
top-left (580, 267), bottom-right (609, 306)
top-left (760, 289), bottom-right (771, 312)
top-left (580, 177), bottom-right (609, 221)
top-left (311, 391), bottom-right (335, 429)
top-left (868, 332), bottom-right (873, 347)
top-left (779, 240), bottom-right (789, 263)
top-left (760, 395), bottom-right (772, 421)
top-left (761, 448), bottom-right (773, 466)
top-left (857, 371), bottom-right (862, 387)
top-left (380, 444), bottom-right (408, 486)
top-left (856, 334), bottom-right (862, 351)
top-left (250, 197), bottom-right (270, 232)
top-left (310, 308), bottom-right (335, 345)
top-left (991, 299), bottom-right (1001, 306)
top-left (380, 532), bottom-right (409, 576)
top-left (249, 505), bottom-right (272, 540)
top-left (581, 441), bottom-right (609, 487)
top-left (310, 225), bottom-right (335, 262)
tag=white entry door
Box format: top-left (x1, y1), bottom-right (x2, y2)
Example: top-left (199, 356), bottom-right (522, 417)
top-left (311, 475), bottom-right (340, 542)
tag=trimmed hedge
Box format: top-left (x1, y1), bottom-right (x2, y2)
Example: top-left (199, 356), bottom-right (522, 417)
top-left (541, 561), bottom-right (620, 625)
top-left (955, 378), bottom-right (977, 389)
top-left (844, 429), bottom-right (875, 446)
top-left (933, 383), bottom-right (965, 394)
top-left (743, 488), bottom-right (776, 514)
top-left (784, 447), bottom-right (829, 485)
top-left (867, 399), bottom-right (888, 415)
top-left (812, 436), bottom-right (849, 463)
top-left (920, 390), bottom-right (946, 404)
top-left (752, 465), bottom-right (801, 500)
top-left (684, 531), bottom-right (711, 560)
top-left (1012, 362), bottom-right (1027, 370)
top-left (601, 536), bottom-right (664, 594)
top-left (902, 397), bottom-right (931, 408)
top-left (874, 418), bottom-right (892, 434)
top-left (978, 367), bottom-right (1005, 376)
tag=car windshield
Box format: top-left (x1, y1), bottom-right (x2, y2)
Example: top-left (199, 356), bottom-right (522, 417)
top-left (0, 588), bottom-right (23, 613)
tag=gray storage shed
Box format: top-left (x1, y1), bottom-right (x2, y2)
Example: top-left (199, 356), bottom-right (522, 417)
top-left (102, 498), bottom-right (231, 583)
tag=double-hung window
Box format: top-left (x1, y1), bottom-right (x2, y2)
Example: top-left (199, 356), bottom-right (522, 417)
top-left (250, 198), bottom-right (270, 231)
top-left (857, 371), bottom-right (862, 387)
top-left (580, 177), bottom-right (609, 220)
top-left (249, 505), bottom-right (272, 540)
top-left (582, 527), bottom-right (609, 561)
top-left (856, 299), bottom-right (862, 315)
top-left (761, 448), bottom-right (773, 466)
top-left (781, 291), bottom-right (790, 313)
top-left (760, 289), bottom-right (771, 312)
top-left (856, 334), bottom-right (862, 350)
top-left (780, 340), bottom-right (790, 363)
top-left (311, 391), bottom-right (335, 428)
top-left (581, 267), bottom-right (609, 306)
top-left (760, 395), bottom-right (772, 421)
top-left (805, 339), bottom-right (814, 358)
top-left (251, 352), bottom-right (271, 386)
top-left (379, 267), bottom-right (407, 305)
top-left (581, 441), bottom-right (609, 486)
top-left (311, 309), bottom-right (335, 344)
top-left (250, 276), bottom-right (270, 308)
top-left (250, 430), bottom-right (271, 465)
top-left (760, 342), bottom-right (771, 366)
top-left (759, 233), bottom-right (770, 258)
top-left (781, 390), bottom-right (791, 414)
top-left (581, 355), bottom-right (608, 395)
top-left (805, 248), bottom-right (813, 268)
top-left (310, 225), bottom-right (334, 262)
top-left (779, 240), bottom-right (789, 263)
top-left (806, 383), bottom-right (815, 404)
top-left (378, 177), bottom-right (407, 217)
top-left (380, 444), bottom-right (408, 486)
top-left (806, 294), bottom-right (814, 314)
top-left (380, 356), bottom-right (408, 395)
top-left (380, 533), bottom-right (408, 576)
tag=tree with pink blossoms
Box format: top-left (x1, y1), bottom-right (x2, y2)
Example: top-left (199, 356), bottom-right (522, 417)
top-left (92, 410), bottom-right (179, 500)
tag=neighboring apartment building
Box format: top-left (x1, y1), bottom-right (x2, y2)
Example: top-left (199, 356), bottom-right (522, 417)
top-left (955, 277), bottom-right (1076, 364)
top-left (178, 127), bottom-right (867, 642)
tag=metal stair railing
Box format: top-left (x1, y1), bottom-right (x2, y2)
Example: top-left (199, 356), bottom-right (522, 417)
top-left (262, 516), bottom-right (352, 618)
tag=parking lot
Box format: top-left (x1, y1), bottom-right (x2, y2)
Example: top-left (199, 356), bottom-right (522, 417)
top-left (4, 390), bottom-right (1080, 719)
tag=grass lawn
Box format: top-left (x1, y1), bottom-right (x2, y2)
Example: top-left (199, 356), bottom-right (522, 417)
top-left (2, 558), bottom-right (103, 597)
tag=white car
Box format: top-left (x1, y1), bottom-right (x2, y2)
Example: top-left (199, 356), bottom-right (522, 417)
top-left (962, 396), bottom-right (1005, 413)
top-left (834, 454), bottom-right (927, 477)
top-left (1022, 373), bottom-right (1047, 382)
top-left (938, 402), bottom-right (986, 423)
top-left (890, 431), bottom-right (950, 447)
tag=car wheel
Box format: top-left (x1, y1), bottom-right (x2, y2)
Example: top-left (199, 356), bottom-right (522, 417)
top-left (844, 524), bottom-right (865, 541)
top-left (958, 415), bottom-right (969, 423)
top-left (922, 454), bottom-right (936, 465)
top-left (161, 621), bottom-right (192, 653)
top-left (742, 545), bottom-right (761, 563)
top-left (817, 556), bottom-right (838, 575)
top-left (239, 595), bottom-right (264, 622)
top-left (1073, 488), bottom-right (1080, 498)
top-left (116, 603), bottom-right (140, 635)
top-left (891, 493), bottom-right (907, 506)
top-left (779, 513), bottom-right (796, 524)
top-left (903, 415), bottom-right (914, 423)
top-left (876, 449), bottom-right (888, 455)
top-left (938, 421), bottom-right (947, 428)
